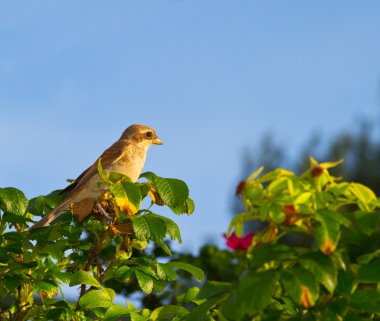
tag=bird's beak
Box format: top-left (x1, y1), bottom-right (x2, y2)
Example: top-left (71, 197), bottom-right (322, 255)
top-left (153, 137), bottom-right (164, 145)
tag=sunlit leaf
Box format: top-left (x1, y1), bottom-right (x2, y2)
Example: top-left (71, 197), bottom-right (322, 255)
top-left (168, 261), bottom-right (204, 282)
top-left (0, 187), bottom-right (28, 215)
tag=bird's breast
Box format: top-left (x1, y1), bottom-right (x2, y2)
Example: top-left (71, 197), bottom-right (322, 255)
top-left (108, 148), bottom-right (146, 182)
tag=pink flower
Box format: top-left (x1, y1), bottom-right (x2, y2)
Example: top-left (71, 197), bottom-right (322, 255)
top-left (224, 232), bottom-right (255, 251)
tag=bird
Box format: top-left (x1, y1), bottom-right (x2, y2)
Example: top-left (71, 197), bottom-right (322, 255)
top-left (29, 124), bottom-right (163, 231)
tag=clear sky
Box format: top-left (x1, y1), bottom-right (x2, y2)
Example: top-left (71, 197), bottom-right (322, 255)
top-left (1, 1), bottom-right (380, 252)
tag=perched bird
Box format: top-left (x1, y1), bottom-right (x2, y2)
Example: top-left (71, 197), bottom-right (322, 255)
top-left (29, 124), bottom-right (163, 230)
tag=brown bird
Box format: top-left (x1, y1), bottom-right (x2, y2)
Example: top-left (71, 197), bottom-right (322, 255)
top-left (29, 124), bottom-right (163, 230)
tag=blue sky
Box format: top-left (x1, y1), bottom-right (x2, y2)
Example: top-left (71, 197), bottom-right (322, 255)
top-left (1, 1), bottom-right (380, 252)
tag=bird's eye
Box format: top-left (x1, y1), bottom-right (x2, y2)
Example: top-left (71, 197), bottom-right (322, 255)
top-left (145, 131), bottom-right (153, 138)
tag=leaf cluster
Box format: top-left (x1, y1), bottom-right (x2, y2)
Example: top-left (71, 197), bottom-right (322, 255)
top-left (189, 157), bottom-right (380, 320)
top-left (0, 163), bottom-right (201, 321)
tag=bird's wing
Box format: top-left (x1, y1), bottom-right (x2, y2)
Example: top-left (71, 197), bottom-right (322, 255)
top-left (62, 139), bottom-right (128, 195)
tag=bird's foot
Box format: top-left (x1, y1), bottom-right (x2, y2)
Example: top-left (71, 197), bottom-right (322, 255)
top-left (95, 202), bottom-right (113, 222)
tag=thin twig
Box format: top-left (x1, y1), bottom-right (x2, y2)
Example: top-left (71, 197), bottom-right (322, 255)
top-left (96, 202), bottom-right (113, 222)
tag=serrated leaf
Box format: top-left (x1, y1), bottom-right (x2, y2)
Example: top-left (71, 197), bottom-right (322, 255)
top-left (131, 214), bottom-right (167, 242)
top-left (135, 270), bottom-right (154, 294)
top-left (281, 268), bottom-right (319, 308)
top-left (168, 262), bottom-right (204, 282)
top-left (0, 187), bottom-right (28, 215)
top-left (79, 289), bottom-right (113, 309)
top-left (153, 214), bottom-right (182, 243)
top-left (237, 270), bottom-right (278, 316)
top-left (69, 271), bottom-right (102, 288)
top-left (140, 172), bottom-right (189, 208)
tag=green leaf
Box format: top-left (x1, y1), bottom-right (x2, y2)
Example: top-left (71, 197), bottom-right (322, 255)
top-left (315, 211), bottom-right (341, 255)
top-left (349, 289), bottom-right (380, 313)
top-left (186, 294), bottom-right (226, 321)
top-left (185, 198), bottom-right (195, 214)
top-left (115, 266), bottom-right (133, 281)
top-left (135, 270), bottom-right (154, 294)
top-left (156, 262), bottom-right (176, 281)
top-left (150, 305), bottom-right (188, 321)
top-left (131, 214), bottom-right (167, 242)
top-left (97, 158), bottom-right (112, 184)
top-left (155, 214), bottom-right (182, 243)
top-left (121, 181), bottom-right (142, 209)
top-left (198, 281), bottom-right (232, 299)
top-left (250, 244), bottom-right (297, 268)
top-left (0, 187), bottom-right (28, 215)
top-left (168, 261), bottom-right (204, 282)
top-left (104, 305), bottom-right (130, 320)
top-left (2, 212), bottom-right (27, 225)
top-left (299, 252), bottom-right (338, 293)
top-left (79, 289), bottom-right (114, 309)
top-left (357, 249), bottom-right (380, 264)
top-left (156, 240), bottom-right (172, 256)
top-left (281, 268), bottom-right (319, 308)
top-left (354, 211), bottom-right (380, 236)
top-left (349, 183), bottom-right (376, 210)
top-left (335, 270), bottom-right (355, 296)
top-left (69, 271), bottom-right (102, 288)
top-left (237, 270), bottom-right (278, 316)
top-left (140, 172), bottom-right (189, 208)
top-left (177, 286), bottom-right (200, 303)
top-left (357, 257), bottom-right (380, 283)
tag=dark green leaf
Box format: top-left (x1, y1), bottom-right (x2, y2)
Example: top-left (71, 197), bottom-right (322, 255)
top-left (281, 268), bottom-right (319, 308)
top-left (140, 172), bottom-right (189, 208)
top-left (354, 211), bottom-right (380, 236)
top-left (237, 270), bottom-right (278, 316)
top-left (131, 214), bottom-right (167, 242)
top-left (349, 289), bottom-right (380, 313)
top-left (357, 257), bottom-right (380, 283)
top-left (250, 244), bottom-right (297, 268)
top-left (300, 252), bottom-right (337, 293)
top-left (198, 281), bottom-right (231, 299)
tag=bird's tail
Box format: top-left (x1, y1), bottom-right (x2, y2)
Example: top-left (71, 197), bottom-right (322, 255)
top-left (28, 200), bottom-right (70, 231)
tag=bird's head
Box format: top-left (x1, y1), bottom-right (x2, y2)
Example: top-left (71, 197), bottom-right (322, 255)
top-left (120, 124), bottom-right (163, 150)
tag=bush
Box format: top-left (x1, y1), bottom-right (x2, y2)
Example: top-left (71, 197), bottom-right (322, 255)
top-left (1, 158), bottom-right (379, 321)
top-left (194, 158), bottom-right (380, 320)
top-left (0, 162), bottom-right (200, 320)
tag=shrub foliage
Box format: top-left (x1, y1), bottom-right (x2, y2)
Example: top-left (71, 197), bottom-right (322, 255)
top-left (1, 158), bottom-right (380, 320)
